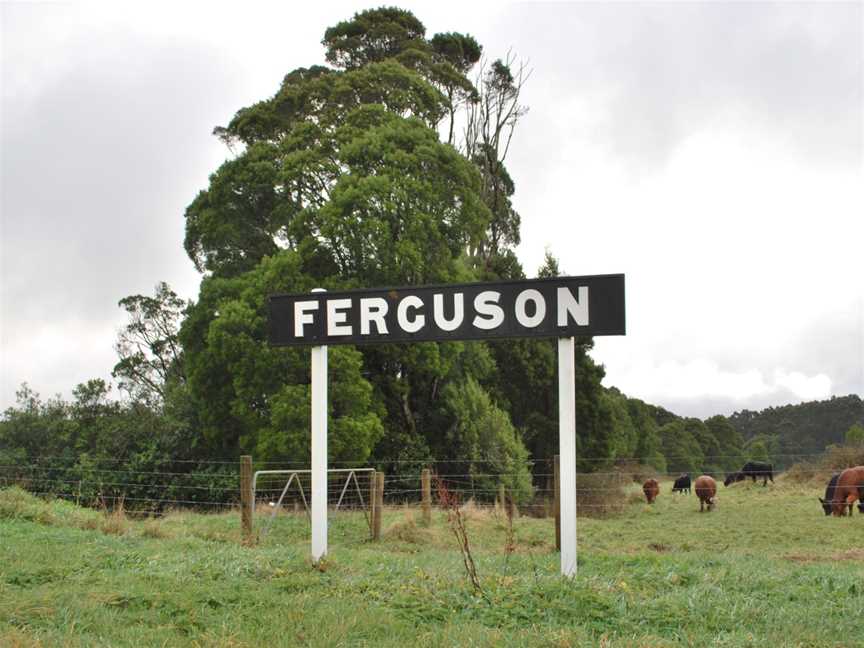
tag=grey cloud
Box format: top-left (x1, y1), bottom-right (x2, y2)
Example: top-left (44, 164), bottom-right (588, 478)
top-left (783, 305), bottom-right (864, 398)
top-left (652, 387), bottom-right (826, 420)
top-left (502, 2), bottom-right (861, 174)
top-left (688, 305), bottom-right (863, 404)
top-left (2, 31), bottom-right (230, 318)
top-left (1, 30), bottom-right (234, 406)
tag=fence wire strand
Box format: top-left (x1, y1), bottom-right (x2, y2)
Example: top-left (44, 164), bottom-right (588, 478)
top-left (3, 452), bottom-right (857, 520)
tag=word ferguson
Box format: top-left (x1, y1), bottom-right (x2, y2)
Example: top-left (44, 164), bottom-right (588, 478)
top-left (269, 275), bottom-right (625, 346)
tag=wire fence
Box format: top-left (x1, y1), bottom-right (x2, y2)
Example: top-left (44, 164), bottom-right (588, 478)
top-left (3, 452), bottom-right (858, 520)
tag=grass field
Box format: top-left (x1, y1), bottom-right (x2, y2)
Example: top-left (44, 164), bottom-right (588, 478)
top-left (1, 477), bottom-right (863, 647)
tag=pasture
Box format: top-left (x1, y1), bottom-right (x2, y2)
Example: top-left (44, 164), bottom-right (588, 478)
top-left (1, 476), bottom-right (863, 647)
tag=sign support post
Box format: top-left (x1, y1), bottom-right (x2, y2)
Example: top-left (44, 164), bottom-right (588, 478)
top-left (558, 336), bottom-right (577, 577)
top-left (268, 275), bottom-right (625, 576)
top-left (310, 288), bottom-right (328, 563)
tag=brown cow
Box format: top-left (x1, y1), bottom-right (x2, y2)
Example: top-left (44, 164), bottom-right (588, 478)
top-left (831, 466), bottom-right (864, 517)
top-left (642, 478), bottom-right (659, 504)
top-left (694, 475), bottom-right (717, 512)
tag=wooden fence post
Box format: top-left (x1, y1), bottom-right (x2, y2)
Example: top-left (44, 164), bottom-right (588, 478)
top-left (369, 470), bottom-right (378, 540)
top-left (421, 468), bottom-right (432, 525)
top-left (373, 472), bottom-right (385, 540)
top-left (240, 455), bottom-right (253, 543)
top-left (554, 454), bottom-right (560, 551)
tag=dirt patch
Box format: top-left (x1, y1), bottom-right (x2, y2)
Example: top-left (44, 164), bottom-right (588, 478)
top-left (784, 548), bottom-right (864, 563)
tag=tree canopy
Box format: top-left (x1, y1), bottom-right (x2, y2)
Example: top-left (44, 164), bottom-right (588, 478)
top-left (180, 7), bottom-right (539, 477)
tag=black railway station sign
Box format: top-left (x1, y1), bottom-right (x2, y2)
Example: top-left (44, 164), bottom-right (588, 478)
top-left (269, 274), bottom-right (625, 346)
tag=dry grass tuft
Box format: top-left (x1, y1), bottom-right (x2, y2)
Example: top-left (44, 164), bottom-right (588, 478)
top-left (0, 628), bottom-right (45, 648)
top-left (386, 509), bottom-right (434, 545)
top-left (457, 499), bottom-right (495, 523)
top-left (141, 517), bottom-right (174, 539)
top-left (100, 497), bottom-right (129, 536)
top-left (71, 508), bottom-right (101, 530)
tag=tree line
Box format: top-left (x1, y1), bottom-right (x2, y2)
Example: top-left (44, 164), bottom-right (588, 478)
top-left (2, 8), bottom-right (862, 506)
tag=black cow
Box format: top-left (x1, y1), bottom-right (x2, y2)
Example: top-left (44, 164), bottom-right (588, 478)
top-left (672, 473), bottom-right (691, 494)
top-left (723, 471), bottom-right (742, 487)
top-left (818, 473), bottom-right (841, 516)
top-left (726, 461), bottom-right (774, 487)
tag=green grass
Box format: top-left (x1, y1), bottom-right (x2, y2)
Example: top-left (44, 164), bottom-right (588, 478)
top-left (1, 478), bottom-right (863, 647)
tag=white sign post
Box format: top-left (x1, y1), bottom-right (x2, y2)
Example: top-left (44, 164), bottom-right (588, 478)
top-left (310, 288), bottom-right (328, 563)
top-left (558, 336), bottom-right (577, 577)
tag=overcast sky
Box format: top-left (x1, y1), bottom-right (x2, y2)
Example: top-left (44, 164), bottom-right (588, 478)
top-left (2, 1), bottom-right (862, 418)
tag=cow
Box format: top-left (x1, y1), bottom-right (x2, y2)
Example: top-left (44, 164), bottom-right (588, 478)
top-left (830, 466), bottom-right (864, 517)
top-left (642, 478), bottom-right (660, 504)
top-left (694, 475), bottom-right (717, 512)
top-left (725, 461), bottom-right (773, 487)
top-left (818, 473), bottom-right (841, 516)
top-left (723, 471), bottom-right (743, 487)
top-left (819, 473), bottom-right (840, 515)
top-left (671, 473), bottom-right (691, 494)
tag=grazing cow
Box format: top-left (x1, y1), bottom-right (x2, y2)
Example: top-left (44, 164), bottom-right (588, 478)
top-left (818, 473), bottom-right (841, 516)
top-left (672, 473), bottom-right (691, 494)
top-left (726, 461), bottom-right (773, 487)
top-left (830, 466), bottom-right (864, 517)
top-left (723, 471), bottom-right (742, 487)
top-left (694, 475), bottom-right (717, 512)
top-left (642, 478), bottom-right (660, 504)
